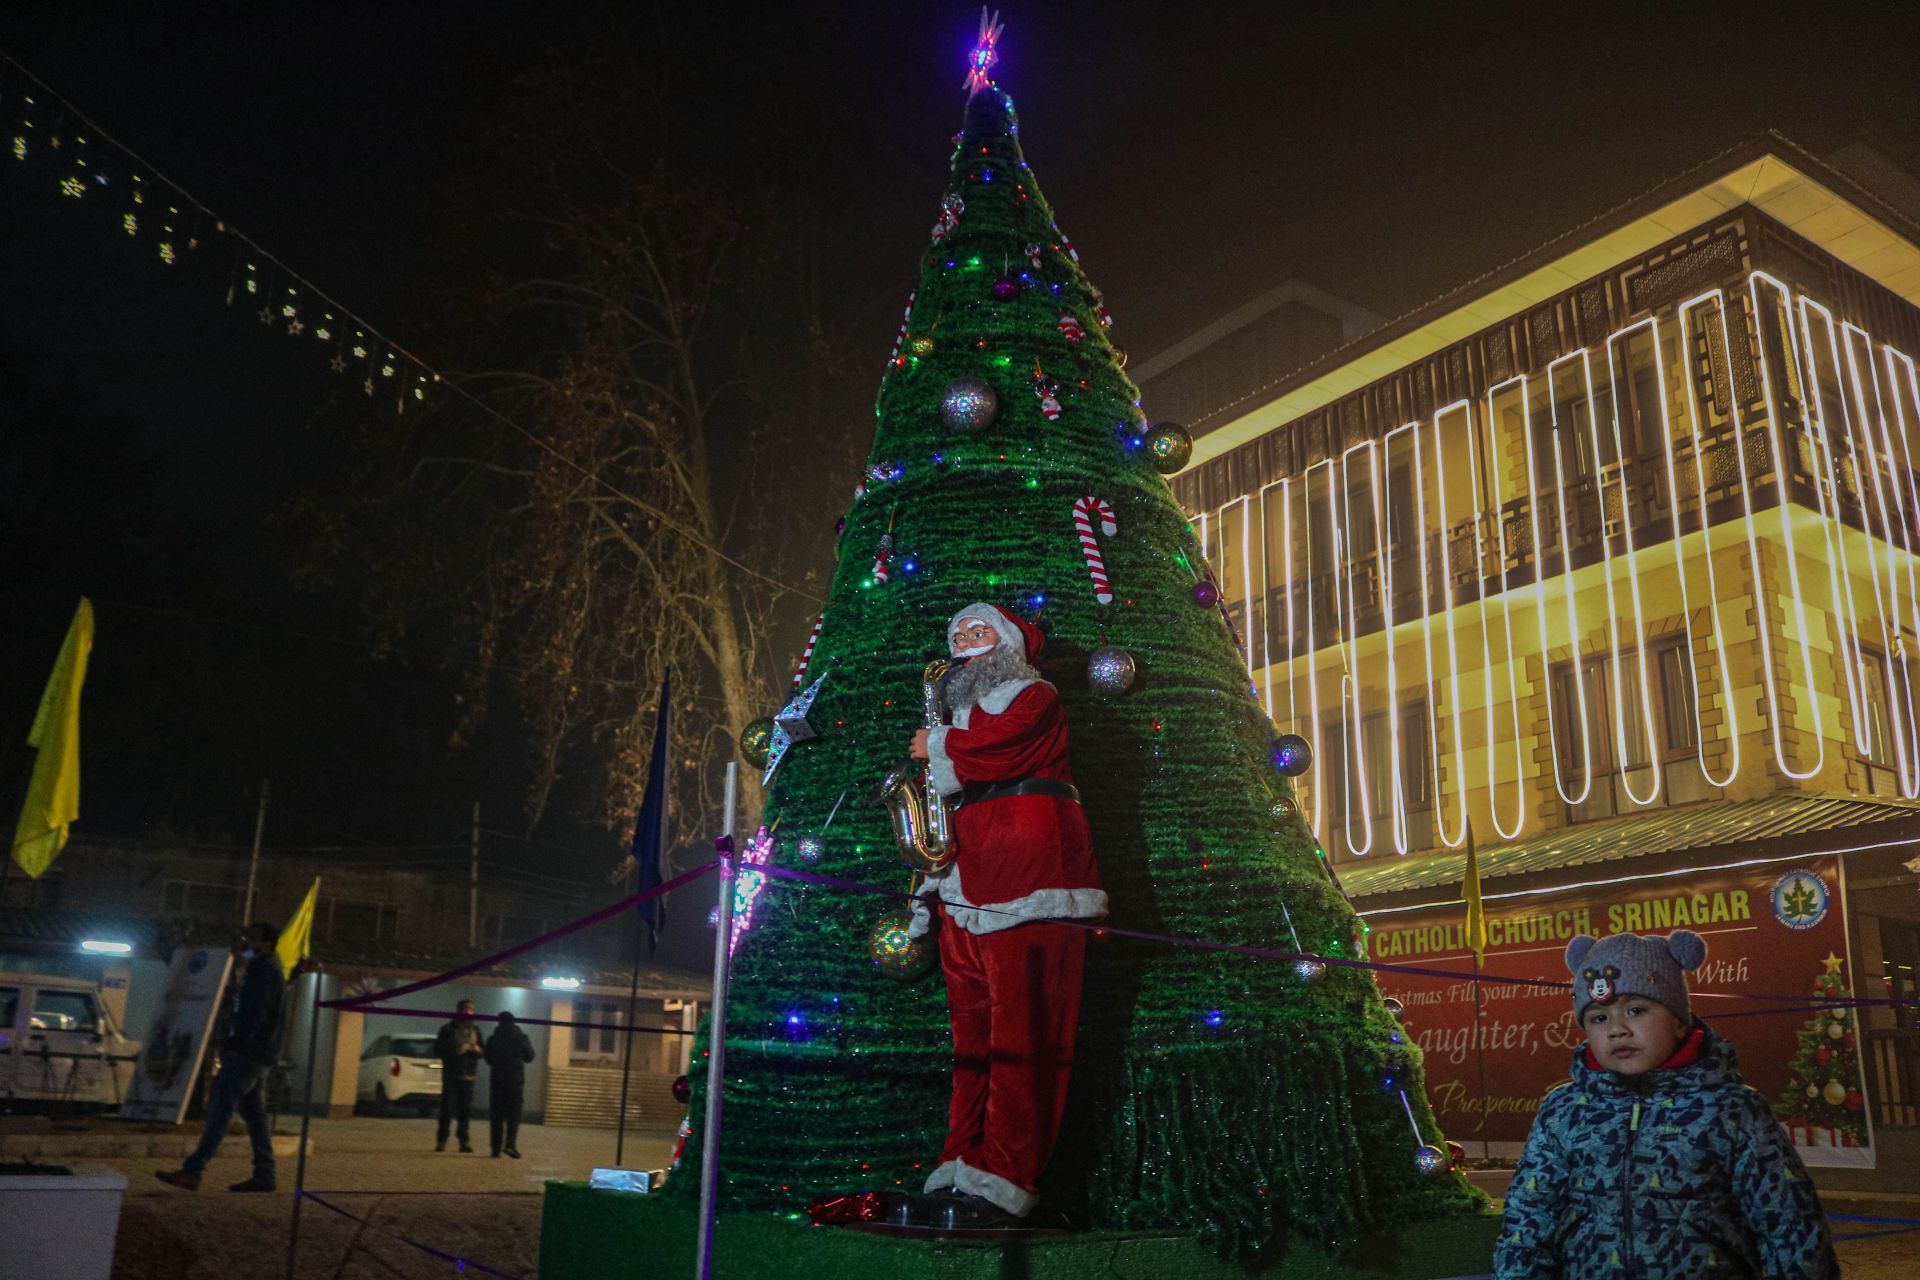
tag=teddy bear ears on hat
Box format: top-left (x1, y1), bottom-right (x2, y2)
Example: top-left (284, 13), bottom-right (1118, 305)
top-left (1666, 929), bottom-right (1708, 971)
top-left (1564, 929), bottom-right (1708, 974)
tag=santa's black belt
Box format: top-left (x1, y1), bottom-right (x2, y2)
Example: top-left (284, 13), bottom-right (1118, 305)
top-left (957, 778), bottom-right (1080, 808)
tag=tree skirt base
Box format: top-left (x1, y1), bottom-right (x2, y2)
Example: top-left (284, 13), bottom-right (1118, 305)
top-left (538, 1183), bottom-right (1501, 1279)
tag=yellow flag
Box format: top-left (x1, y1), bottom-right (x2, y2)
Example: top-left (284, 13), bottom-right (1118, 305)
top-left (278, 877), bottom-right (320, 974)
top-left (11, 600), bottom-right (94, 879)
top-left (1463, 820), bottom-right (1487, 966)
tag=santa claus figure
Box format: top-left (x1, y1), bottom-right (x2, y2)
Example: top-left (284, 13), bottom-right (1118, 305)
top-left (903, 602), bottom-right (1105, 1228)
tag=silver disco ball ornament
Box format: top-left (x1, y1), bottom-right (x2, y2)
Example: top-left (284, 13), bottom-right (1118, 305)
top-left (940, 377), bottom-right (1000, 434)
top-left (1272, 732), bottom-right (1313, 777)
top-left (1087, 645), bottom-right (1137, 695)
top-left (1292, 957), bottom-right (1327, 985)
top-left (1414, 1143), bottom-right (1450, 1177)
top-left (796, 834), bottom-right (825, 864)
top-left (868, 908), bottom-right (935, 981)
top-left (1381, 997), bottom-right (1406, 1019)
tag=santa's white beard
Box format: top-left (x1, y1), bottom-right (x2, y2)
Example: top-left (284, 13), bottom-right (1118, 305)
top-left (945, 644), bottom-right (1039, 711)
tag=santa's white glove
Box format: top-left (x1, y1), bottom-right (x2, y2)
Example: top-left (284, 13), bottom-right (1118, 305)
top-left (905, 877), bottom-right (940, 940)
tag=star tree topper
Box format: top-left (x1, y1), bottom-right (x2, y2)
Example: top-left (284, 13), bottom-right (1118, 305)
top-left (964, 8), bottom-right (1004, 95)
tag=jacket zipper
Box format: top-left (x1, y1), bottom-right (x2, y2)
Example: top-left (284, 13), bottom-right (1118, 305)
top-left (1623, 1097), bottom-right (1642, 1277)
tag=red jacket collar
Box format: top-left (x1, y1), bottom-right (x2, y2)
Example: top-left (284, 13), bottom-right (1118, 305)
top-left (1582, 1024), bottom-right (1706, 1073)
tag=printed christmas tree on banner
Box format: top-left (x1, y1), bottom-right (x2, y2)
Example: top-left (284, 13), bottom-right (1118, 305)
top-left (1772, 952), bottom-right (1869, 1147)
top-left (674, 32), bottom-right (1476, 1257)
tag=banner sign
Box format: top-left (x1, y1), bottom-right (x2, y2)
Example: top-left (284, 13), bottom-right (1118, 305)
top-left (121, 947), bottom-right (233, 1124)
top-left (1367, 856), bottom-right (1875, 1168)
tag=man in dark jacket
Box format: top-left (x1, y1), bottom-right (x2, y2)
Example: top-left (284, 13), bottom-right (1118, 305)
top-left (156, 922), bottom-right (286, 1193)
top-left (435, 999), bottom-right (484, 1152)
top-left (484, 1010), bottom-right (536, 1158)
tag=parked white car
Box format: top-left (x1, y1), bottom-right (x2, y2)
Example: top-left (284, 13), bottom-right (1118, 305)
top-left (355, 1034), bottom-right (442, 1115)
top-left (0, 971), bottom-right (144, 1110)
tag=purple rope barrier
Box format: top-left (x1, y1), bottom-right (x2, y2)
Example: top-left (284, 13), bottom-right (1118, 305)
top-left (322, 859), bottom-right (719, 1010)
top-left (340, 1004), bottom-right (695, 1035)
top-left (298, 1189), bottom-right (524, 1279)
top-left (757, 864), bottom-right (1920, 1009)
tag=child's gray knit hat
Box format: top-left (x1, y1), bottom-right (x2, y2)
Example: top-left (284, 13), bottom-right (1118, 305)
top-left (1564, 930), bottom-right (1707, 1023)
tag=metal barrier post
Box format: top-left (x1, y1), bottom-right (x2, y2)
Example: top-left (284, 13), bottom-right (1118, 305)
top-left (694, 763), bottom-right (738, 1279)
top-left (286, 968), bottom-right (324, 1280)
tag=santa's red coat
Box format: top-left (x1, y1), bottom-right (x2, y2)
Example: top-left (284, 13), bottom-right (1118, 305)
top-left (923, 678), bottom-right (1105, 935)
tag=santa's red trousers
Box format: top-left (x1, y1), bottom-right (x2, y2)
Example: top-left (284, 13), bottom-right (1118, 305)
top-left (935, 907), bottom-right (1087, 1207)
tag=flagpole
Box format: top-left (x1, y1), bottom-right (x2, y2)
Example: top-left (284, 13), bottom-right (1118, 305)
top-left (1471, 948), bottom-right (1491, 1161)
top-left (615, 869), bottom-right (641, 1167)
top-left (694, 762), bottom-right (738, 1280)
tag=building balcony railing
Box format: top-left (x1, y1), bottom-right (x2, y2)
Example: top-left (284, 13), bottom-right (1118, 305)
top-left (1244, 416), bottom-right (1916, 656)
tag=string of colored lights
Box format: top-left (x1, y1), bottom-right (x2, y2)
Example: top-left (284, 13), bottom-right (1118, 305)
top-left (1200, 269), bottom-right (1920, 855)
top-left (0, 52), bottom-right (818, 602)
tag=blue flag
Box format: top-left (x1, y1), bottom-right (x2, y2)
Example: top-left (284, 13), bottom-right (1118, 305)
top-left (631, 670), bottom-right (672, 957)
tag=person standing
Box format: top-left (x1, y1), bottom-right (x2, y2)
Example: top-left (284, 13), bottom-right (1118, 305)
top-left (484, 1009), bottom-right (536, 1158)
top-left (156, 922), bottom-right (286, 1193)
top-left (435, 999), bottom-right (483, 1152)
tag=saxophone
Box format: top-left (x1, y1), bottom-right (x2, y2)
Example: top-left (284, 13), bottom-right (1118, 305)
top-left (873, 658), bottom-right (957, 873)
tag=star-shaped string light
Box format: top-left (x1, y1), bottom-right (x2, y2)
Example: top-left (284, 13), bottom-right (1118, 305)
top-left (963, 7), bottom-right (1003, 95)
top-left (764, 672), bottom-right (829, 785)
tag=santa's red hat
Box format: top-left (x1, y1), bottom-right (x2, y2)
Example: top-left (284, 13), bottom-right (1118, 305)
top-left (947, 602), bottom-right (1045, 664)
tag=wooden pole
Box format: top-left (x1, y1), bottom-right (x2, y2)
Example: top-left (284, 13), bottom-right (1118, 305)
top-left (241, 779), bottom-right (269, 924)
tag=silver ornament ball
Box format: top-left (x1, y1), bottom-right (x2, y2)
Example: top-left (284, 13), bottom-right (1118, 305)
top-left (1413, 1144), bottom-right (1450, 1177)
top-left (796, 835), bottom-right (825, 864)
top-left (1087, 645), bottom-right (1137, 694)
top-left (940, 377), bottom-right (1000, 434)
top-left (1292, 958), bottom-right (1328, 985)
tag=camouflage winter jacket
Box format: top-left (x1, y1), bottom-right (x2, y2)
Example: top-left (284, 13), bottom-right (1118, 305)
top-left (1495, 1023), bottom-right (1836, 1280)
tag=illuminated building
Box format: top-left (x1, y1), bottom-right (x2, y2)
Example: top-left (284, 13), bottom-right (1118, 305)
top-left (1157, 135), bottom-right (1920, 1132)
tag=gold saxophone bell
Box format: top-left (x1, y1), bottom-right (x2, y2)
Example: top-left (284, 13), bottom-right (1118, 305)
top-left (873, 658), bottom-right (958, 874)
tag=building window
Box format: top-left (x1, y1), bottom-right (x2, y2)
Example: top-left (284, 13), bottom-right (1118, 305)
top-left (571, 1001), bottom-right (622, 1058)
top-left (1552, 641), bottom-right (1717, 823)
top-left (1855, 647), bottom-right (1910, 796)
top-left (1319, 699), bottom-right (1436, 858)
top-left (163, 880), bottom-right (246, 922)
top-left (319, 897), bottom-right (399, 942)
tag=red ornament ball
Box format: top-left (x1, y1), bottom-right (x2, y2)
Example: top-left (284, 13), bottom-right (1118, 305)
top-left (1846, 1090), bottom-right (1864, 1112)
top-left (1816, 1048), bottom-right (1832, 1066)
top-left (672, 1074), bottom-right (690, 1104)
top-left (1192, 580), bottom-right (1221, 608)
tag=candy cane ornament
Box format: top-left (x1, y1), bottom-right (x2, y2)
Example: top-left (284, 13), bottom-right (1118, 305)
top-left (1073, 497), bottom-right (1118, 605)
top-left (791, 613), bottom-right (824, 691)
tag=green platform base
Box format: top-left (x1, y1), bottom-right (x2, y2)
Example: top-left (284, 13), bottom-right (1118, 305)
top-left (539, 1183), bottom-right (1500, 1280)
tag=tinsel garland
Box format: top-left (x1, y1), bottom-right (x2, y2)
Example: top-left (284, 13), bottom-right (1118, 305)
top-left (669, 85), bottom-right (1481, 1254)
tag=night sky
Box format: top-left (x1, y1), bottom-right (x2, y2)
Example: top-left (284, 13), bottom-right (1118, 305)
top-left (3, 3), bottom-right (1918, 950)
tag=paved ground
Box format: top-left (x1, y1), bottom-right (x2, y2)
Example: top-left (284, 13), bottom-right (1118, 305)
top-left (47, 1115), bottom-right (1920, 1278)
top-left (97, 1116), bottom-right (678, 1279)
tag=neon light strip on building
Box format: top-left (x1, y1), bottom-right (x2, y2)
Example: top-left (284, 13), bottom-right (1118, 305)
top-left (1204, 270), bottom-right (1920, 850)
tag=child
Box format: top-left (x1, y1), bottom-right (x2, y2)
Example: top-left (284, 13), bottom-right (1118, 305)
top-left (1495, 930), bottom-right (1838, 1279)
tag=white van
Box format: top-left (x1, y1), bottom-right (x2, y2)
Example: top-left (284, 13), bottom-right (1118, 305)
top-left (0, 971), bottom-right (144, 1110)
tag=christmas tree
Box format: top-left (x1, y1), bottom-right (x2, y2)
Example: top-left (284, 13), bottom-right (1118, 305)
top-left (676, 35), bottom-right (1476, 1258)
top-left (1771, 953), bottom-right (1868, 1147)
